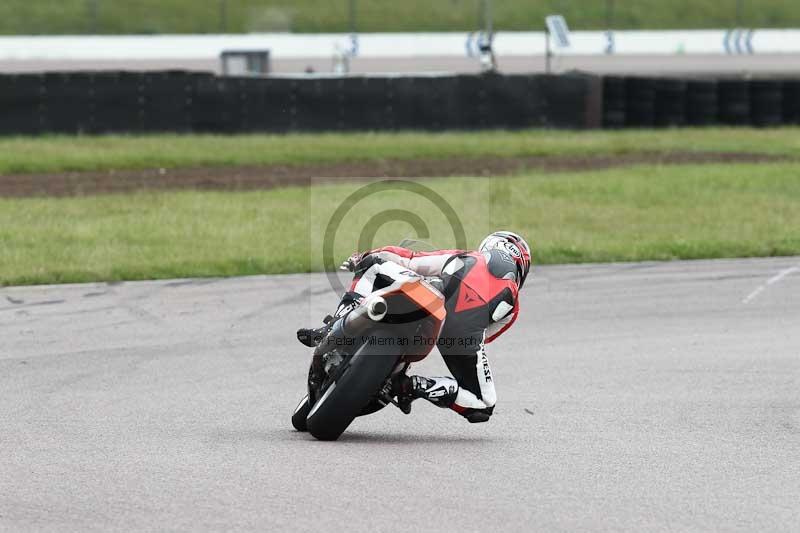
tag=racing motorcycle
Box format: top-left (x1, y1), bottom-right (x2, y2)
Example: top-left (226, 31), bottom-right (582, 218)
top-left (291, 261), bottom-right (446, 441)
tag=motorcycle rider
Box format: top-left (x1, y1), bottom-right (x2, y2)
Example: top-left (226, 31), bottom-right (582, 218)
top-left (297, 231), bottom-right (531, 423)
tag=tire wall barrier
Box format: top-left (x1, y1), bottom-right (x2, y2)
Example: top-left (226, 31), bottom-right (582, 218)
top-left (2, 71), bottom-right (798, 135)
top-left (0, 71), bottom-right (594, 135)
top-left (604, 75), bottom-right (800, 128)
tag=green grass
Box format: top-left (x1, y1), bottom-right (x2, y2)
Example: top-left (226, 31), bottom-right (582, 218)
top-left (2, 128), bottom-right (800, 175)
top-left (1, 0), bottom-right (798, 34)
top-left (2, 163), bottom-right (799, 286)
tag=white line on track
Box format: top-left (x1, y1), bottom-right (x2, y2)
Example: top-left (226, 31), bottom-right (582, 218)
top-left (741, 264), bottom-right (800, 304)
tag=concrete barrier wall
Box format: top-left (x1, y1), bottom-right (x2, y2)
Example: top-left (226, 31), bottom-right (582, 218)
top-left (3, 30), bottom-right (800, 62)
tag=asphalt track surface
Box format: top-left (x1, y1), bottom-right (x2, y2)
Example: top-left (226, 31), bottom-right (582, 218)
top-left (2, 53), bottom-right (800, 75)
top-left (1, 257), bottom-right (798, 531)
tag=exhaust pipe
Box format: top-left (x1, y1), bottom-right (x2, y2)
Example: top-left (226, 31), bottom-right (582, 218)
top-left (367, 296), bottom-right (388, 321)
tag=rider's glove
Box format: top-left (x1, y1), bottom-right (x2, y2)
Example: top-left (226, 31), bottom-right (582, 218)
top-left (340, 252), bottom-right (367, 272)
top-left (424, 276), bottom-right (445, 294)
top-left (340, 252), bottom-right (383, 275)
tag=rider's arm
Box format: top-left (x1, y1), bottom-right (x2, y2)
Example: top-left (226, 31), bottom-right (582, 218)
top-left (485, 296), bottom-right (519, 343)
top-left (367, 246), bottom-right (463, 277)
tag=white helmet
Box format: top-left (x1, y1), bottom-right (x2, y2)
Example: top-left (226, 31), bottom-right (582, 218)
top-left (479, 231), bottom-right (532, 288)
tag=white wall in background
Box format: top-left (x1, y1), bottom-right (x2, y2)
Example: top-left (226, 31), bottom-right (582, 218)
top-left (1, 30), bottom-right (799, 61)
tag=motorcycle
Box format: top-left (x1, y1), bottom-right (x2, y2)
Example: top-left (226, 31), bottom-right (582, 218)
top-left (291, 260), bottom-right (446, 441)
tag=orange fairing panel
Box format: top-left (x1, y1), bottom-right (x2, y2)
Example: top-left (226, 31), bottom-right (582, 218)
top-left (399, 281), bottom-right (446, 321)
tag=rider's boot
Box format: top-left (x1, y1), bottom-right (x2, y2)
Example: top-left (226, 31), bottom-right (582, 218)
top-left (296, 292), bottom-right (362, 347)
top-left (395, 375), bottom-right (459, 414)
top-left (296, 315), bottom-right (334, 348)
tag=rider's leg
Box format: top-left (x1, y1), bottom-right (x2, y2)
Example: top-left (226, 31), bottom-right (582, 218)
top-left (396, 375), bottom-right (459, 410)
top-left (441, 338), bottom-right (496, 423)
top-left (400, 330), bottom-right (496, 423)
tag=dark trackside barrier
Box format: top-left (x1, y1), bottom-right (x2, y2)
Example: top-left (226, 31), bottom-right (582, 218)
top-left (3, 71), bottom-right (799, 135)
top-left (603, 75), bottom-right (800, 128)
top-left (717, 80), bottom-right (751, 126)
top-left (653, 78), bottom-right (687, 127)
top-left (785, 80), bottom-right (800, 124)
top-left (750, 79), bottom-right (783, 127)
top-left (601, 77), bottom-right (625, 128)
top-left (686, 80), bottom-right (718, 126)
top-left (0, 74), bottom-right (45, 134)
top-left (624, 77), bottom-right (656, 127)
top-left (0, 71), bottom-right (596, 135)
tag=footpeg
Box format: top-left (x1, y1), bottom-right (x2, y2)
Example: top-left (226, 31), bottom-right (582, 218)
top-left (378, 380), bottom-right (412, 415)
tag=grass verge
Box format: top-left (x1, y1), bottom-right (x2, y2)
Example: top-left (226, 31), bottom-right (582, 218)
top-left (1, 162), bottom-right (798, 286)
top-left (1, 128), bottom-right (799, 176)
top-left (1, 0), bottom-right (798, 34)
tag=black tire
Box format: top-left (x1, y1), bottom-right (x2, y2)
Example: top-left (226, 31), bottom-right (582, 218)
top-left (750, 79), bottom-right (783, 127)
top-left (291, 394), bottom-right (311, 432)
top-left (306, 334), bottom-right (400, 441)
top-left (718, 80), bottom-right (750, 125)
top-left (782, 80), bottom-right (800, 124)
top-left (624, 77), bottom-right (656, 127)
top-left (686, 80), bottom-right (718, 126)
top-left (654, 78), bottom-right (687, 127)
top-left (602, 76), bottom-right (626, 128)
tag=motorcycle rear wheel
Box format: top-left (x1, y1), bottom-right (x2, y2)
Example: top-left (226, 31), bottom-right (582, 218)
top-left (306, 332), bottom-right (399, 441)
top-left (291, 394), bottom-right (311, 432)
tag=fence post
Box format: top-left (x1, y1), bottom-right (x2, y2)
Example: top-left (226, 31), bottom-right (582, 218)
top-left (219, 0), bottom-right (228, 33)
top-left (349, 0), bottom-right (357, 34)
top-left (483, 0), bottom-right (493, 35)
top-left (87, 0), bottom-right (98, 34)
top-left (545, 23), bottom-right (551, 74)
top-left (605, 0), bottom-right (615, 29)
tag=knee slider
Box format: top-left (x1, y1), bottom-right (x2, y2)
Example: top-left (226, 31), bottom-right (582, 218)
top-left (464, 405), bottom-right (494, 424)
